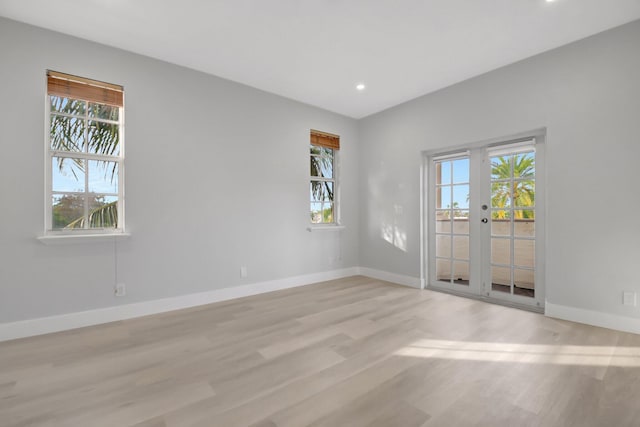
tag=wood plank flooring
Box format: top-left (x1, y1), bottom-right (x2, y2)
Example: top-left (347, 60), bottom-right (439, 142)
top-left (1, 276), bottom-right (640, 426)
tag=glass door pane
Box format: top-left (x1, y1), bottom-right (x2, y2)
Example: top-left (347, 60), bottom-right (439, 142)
top-left (489, 150), bottom-right (536, 298)
top-left (434, 156), bottom-right (470, 286)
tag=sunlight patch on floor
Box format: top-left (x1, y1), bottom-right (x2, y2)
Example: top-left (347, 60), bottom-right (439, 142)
top-left (395, 339), bottom-right (640, 367)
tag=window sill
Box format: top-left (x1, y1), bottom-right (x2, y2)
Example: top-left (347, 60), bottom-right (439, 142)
top-left (38, 232), bottom-right (131, 245)
top-left (306, 225), bottom-right (345, 232)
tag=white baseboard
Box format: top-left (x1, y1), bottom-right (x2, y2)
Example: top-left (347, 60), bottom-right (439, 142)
top-left (358, 267), bottom-right (422, 289)
top-left (0, 267), bottom-right (359, 342)
top-left (546, 301), bottom-right (640, 335)
top-left (21, 268), bottom-right (619, 343)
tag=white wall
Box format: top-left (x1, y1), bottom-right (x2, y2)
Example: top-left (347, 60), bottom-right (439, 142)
top-left (0, 17), bottom-right (360, 324)
top-left (359, 20), bottom-right (640, 323)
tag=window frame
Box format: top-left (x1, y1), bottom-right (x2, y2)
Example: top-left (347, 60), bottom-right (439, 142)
top-left (44, 71), bottom-right (125, 236)
top-left (309, 130), bottom-right (340, 226)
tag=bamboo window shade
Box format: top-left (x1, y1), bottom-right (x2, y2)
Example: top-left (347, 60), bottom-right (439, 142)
top-left (47, 71), bottom-right (123, 107)
top-left (310, 130), bottom-right (340, 150)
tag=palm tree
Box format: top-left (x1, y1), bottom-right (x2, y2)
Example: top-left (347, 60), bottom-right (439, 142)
top-left (65, 200), bottom-right (118, 229)
top-left (491, 154), bottom-right (534, 219)
top-left (310, 147), bottom-right (334, 201)
top-left (50, 97), bottom-right (120, 175)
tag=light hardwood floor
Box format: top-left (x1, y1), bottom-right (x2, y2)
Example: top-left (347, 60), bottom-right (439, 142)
top-left (2, 276), bottom-right (640, 426)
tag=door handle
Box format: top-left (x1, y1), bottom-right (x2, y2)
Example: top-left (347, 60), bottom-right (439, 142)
top-left (481, 218), bottom-right (488, 223)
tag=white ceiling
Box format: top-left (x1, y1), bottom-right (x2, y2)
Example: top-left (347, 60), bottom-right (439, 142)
top-left (1, 1), bottom-right (640, 118)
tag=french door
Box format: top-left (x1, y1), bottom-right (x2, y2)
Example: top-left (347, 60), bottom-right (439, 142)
top-left (425, 136), bottom-right (544, 310)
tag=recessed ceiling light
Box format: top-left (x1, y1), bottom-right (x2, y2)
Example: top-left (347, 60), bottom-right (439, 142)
top-left (356, 83), bottom-right (366, 91)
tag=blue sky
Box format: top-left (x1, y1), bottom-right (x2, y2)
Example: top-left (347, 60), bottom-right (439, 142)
top-left (439, 158), bottom-right (469, 209)
top-left (52, 158), bottom-right (118, 194)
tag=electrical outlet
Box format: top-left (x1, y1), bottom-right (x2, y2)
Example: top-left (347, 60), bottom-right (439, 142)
top-left (115, 283), bottom-right (126, 297)
top-left (623, 291), bottom-right (636, 306)
top-left (240, 266), bottom-right (248, 278)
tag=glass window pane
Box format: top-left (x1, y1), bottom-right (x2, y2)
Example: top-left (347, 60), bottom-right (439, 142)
top-left (513, 180), bottom-right (534, 208)
top-left (52, 194), bottom-right (85, 229)
top-left (50, 96), bottom-right (85, 116)
top-left (310, 181), bottom-right (333, 201)
top-left (321, 202), bottom-right (334, 223)
top-left (435, 210), bottom-right (451, 232)
top-left (491, 182), bottom-right (511, 208)
top-left (454, 209), bottom-right (470, 219)
top-left (452, 213), bottom-right (469, 234)
top-left (452, 184), bottom-right (469, 209)
top-left (491, 155), bottom-right (512, 180)
top-left (514, 269), bottom-right (535, 293)
top-left (453, 261), bottom-right (469, 285)
top-left (514, 212), bottom-right (535, 237)
top-left (87, 120), bottom-right (120, 156)
top-left (452, 158), bottom-right (469, 183)
top-left (492, 209), bottom-right (511, 219)
top-left (514, 209), bottom-right (535, 220)
top-left (50, 115), bottom-right (85, 152)
top-left (436, 235), bottom-right (451, 258)
top-left (439, 161), bottom-right (451, 185)
top-left (310, 145), bottom-right (333, 157)
top-left (436, 258), bottom-right (451, 282)
top-left (88, 161), bottom-right (118, 194)
top-left (52, 157), bottom-right (85, 192)
top-left (88, 103), bottom-right (119, 121)
top-left (514, 239), bottom-right (535, 268)
top-left (491, 266), bottom-right (511, 289)
top-left (453, 236), bottom-right (469, 260)
top-left (310, 155), bottom-right (333, 179)
top-left (310, 202), bottom-right (323, 223)
top-left (436, 186), bottom-right (451, 209)
top-left (491, 238), bottom-right (511, 265)
top-left (514, 152), bottom-right (535, 178)
top-left (88, 195), bottom-right (118, 228)
top-left (491, 214), bottom-right (510, 236)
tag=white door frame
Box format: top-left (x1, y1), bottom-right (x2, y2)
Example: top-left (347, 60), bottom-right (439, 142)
top-left (420, 129), bottom-right (546, 312)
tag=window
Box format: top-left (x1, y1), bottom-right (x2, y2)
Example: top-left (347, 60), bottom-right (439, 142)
top-left (310, 130), bottom-right (339, 224)
top-left (46, 71), bottom-right (124, 234)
